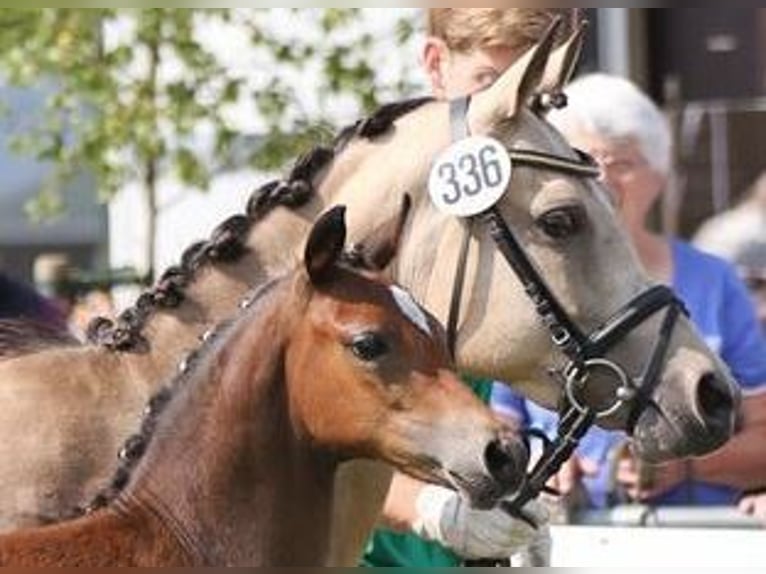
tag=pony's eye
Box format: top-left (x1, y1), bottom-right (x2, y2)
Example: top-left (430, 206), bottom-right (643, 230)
top-left (349, 333), bottom-right (390, 362)
top-left (536, 206), bottom-right (587, 239)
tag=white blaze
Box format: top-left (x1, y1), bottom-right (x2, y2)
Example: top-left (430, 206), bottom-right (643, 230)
top-left (390, 285), bottom-right (432, 337)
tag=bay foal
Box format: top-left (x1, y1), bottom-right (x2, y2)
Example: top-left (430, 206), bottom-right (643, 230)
top-left (0, 206), bottom-right (526, 566)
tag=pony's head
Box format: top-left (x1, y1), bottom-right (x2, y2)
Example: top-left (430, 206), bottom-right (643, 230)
top-left (285, 200), bottom-right (527, 508)
top-left (320, 21), bottom-right (739, 463)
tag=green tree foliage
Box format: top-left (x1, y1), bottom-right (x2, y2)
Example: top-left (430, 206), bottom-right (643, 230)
top-left (0, 8), bottom-right (419, 278)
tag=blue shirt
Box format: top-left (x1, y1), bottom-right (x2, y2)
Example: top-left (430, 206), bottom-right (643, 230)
top-left (492, 240), bottom-right (766, 508)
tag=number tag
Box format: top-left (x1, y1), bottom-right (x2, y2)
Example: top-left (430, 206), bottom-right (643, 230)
top-left (428, 136), bottom-right (512, 217)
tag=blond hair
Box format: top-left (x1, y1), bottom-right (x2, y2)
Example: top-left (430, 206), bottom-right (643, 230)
top-left (427, 8), bottom-right (579, 53)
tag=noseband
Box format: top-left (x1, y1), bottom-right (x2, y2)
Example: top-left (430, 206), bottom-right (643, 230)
top-left (444, 97), bottom-right (687, 523)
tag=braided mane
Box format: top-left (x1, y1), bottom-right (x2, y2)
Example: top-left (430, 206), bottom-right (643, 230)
top-left (82, 278), bottom-right (281, 515)
top-left (89, 97), bottom-right (432, 352)
top-left (85, 249), bottom-right (377, 515)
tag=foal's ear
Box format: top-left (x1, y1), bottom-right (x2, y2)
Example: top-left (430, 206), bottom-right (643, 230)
top-left (305, 205), bottom-right (347, 284)
top-left (539, 21), bottom-right (587, 95)
top-left (468, 16), bottom-right (562, 133)
top-left (355, 194), bottom-right (412, 271)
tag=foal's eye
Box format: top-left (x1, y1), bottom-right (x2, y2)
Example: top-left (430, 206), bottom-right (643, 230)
top-left (349, 333), bottom-right (390, 362)
top-left (536, 206), bottom-right (587, 239)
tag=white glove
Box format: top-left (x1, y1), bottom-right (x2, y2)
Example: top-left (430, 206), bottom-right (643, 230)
top-left (411, 484), bottom-right (550, 560)
top-left (511, 523), bottom-right (552, 566)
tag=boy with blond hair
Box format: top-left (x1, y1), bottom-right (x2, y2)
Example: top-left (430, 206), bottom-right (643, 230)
top-left (423, 8), bottom-right (577, 99)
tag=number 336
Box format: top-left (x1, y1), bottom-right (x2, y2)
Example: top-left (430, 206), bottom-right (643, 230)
top-left (438, 145), bottom-right (504, 205)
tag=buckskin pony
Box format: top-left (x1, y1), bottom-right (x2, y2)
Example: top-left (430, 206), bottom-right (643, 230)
top-left (0, 22), bottom-right (739, 564)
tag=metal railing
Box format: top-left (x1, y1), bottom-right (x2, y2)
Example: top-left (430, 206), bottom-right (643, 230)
top-left (572, 504), bottom-right (764, 529)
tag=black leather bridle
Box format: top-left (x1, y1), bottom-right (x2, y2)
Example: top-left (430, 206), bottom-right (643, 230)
top-left (444, 97), bottom-right (688, 530)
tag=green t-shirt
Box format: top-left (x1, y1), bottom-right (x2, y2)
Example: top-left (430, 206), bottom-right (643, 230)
top-left (361, 377), bottom-right (493, 568)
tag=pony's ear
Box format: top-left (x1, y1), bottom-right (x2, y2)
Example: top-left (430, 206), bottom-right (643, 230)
top-left (355, 194), bottom-right (412, 271)
top-left (305, 206), bottom-right (347, 284)
top-left (468, 16), bottom-right (562, 134)
top-left (539, 21), bottom-right (586, 95)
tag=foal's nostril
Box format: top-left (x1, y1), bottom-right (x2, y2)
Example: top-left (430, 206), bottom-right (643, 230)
top-left (697, 372), bottom-right (735, 432)
top-left (484, 434), bottom-right (528, 494)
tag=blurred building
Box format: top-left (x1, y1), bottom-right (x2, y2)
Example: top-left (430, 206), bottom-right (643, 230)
top-left (0, 84), bottom-right (108, 286)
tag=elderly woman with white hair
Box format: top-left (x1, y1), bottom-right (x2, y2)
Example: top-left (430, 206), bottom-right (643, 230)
top-left (492, 73), bottom-right (766, 512)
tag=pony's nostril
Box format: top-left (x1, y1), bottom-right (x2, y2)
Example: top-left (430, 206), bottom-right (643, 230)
top-left (697, 372), bottom-right (735, 431)
top-left (484, 434), bottom-right (528, 493)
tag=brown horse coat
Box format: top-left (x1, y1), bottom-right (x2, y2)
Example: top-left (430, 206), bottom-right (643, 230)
top-left (0, 208), bottom-right (524, 566)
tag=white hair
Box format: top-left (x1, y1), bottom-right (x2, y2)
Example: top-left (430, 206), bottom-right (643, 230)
top-left (547, 73), bottom-right (672, 176)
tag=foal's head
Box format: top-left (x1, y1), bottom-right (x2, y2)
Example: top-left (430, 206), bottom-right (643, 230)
top-left (286, 202), bottom-right (527, 508)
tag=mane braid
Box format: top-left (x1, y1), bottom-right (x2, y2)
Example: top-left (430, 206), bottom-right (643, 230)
top-left (333, 97), bottom-right (433, 152)
top-left (86, 154), bottom-right (325, 352)
top-left (88, 96), bottom-right (432, 352)
top-left (80, 279), bottom-right (283, 517)
top-left (339, 245), bottom-right (378, 272)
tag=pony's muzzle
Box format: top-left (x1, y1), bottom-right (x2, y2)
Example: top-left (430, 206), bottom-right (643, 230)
top-left (694, 370), bottom-right (739, 446)
top-left (483, 429), bottom-right (529, 496)
top-left (633, 348), bottom-right (741, 462)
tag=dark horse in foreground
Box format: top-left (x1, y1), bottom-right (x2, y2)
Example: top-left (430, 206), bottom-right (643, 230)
top-left (0, 207), bottom-right (527, 566)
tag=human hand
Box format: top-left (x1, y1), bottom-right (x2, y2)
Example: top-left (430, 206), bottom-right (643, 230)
top-left (539, 455), bottom-right (599, 518)
top-left (511, 522), bottom-right (552, 566)
top-left (412, 484), bottom-right (550, 559)
top-left (738, 492), bottom-right (766, 524)
top-left (548, 454), bottom-right (599, 496)
top-left (613, 450), bottom-right (689, 502)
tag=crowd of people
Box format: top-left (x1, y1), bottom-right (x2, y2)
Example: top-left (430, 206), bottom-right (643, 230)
top-left (1, 7), bottom-right (765, 567)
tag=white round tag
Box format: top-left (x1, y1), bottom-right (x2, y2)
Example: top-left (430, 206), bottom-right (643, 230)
top-left (428, 136), bottom-right (512, 217)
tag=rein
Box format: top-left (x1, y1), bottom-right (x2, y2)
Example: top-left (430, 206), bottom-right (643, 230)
top-left (444, 97), bottom-right (687, 538)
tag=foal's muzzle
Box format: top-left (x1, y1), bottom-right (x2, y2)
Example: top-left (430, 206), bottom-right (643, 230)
top-left (483, 429), bottom-right (529, 496)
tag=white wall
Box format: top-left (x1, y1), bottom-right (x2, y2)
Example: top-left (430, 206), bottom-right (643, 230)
top-left (550, 525), bottom-right (765, 567)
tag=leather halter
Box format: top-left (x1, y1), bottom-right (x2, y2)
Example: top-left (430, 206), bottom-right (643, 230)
top-left (445, 97), bottom-right (687, 525)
